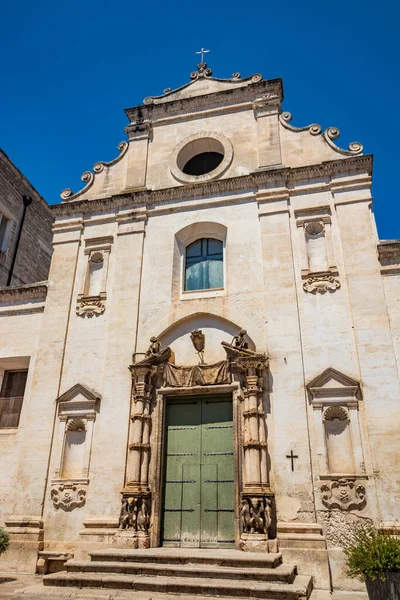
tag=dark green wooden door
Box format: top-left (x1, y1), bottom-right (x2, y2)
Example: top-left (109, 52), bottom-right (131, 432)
top-left (162, 395), bottom-right (234, 548)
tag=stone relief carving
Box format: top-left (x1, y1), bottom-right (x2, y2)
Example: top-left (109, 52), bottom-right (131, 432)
top-left (323, 406), bottom-right (349, 422)
top-left (241, 497), bottom-right (272, 534)
top-left (118, 495), bottom-right (151, 534)
top-left (190, 329), bottom-right (205, 364)
top-left (320, 478), bottom-right (366, 511)
top-left (303, 273), bottom-right (341, 294)
top-left (51, 482), bottom-right (87, 511)
top-left (76, 294), bottom-right (106, 317)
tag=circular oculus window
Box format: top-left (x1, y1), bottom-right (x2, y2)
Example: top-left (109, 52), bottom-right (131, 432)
top-left (170, 133), bottom-right (233, 183)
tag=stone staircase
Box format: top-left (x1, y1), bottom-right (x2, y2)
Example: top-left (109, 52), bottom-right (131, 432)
top-left (43, 547), bottom-right (313, 599)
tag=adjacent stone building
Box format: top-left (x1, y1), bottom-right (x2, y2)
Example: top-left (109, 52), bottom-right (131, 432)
top-left (1, 63), bottom-right (399, 598)
top-left (0, 150), bottom-right (53, 287)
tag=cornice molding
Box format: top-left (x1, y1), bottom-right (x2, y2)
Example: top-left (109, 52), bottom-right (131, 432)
top-left (0, 282), bottom-right (48, 303)
top-left (125, 78), bottom-right (283, 126)
top-left (51, 154), bottom-right (373, 218)
top-left (378, 240), bottom-right (400, 261)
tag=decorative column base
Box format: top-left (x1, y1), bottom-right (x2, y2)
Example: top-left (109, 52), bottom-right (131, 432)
top-left (240, 533), bottom-right (278, 553)
top-left (115, 490), bottom-right (151, 549)
top-left (240, 491), bottom-right (276, 553)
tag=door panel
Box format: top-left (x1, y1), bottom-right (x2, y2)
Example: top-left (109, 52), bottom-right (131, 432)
top-left (162, 395), bottom-right (234, 548)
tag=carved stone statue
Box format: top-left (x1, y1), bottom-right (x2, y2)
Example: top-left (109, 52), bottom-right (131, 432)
top-left (118, 496), bottom-right (136, 530)
top-left (241, 496), bottom-right (272, 535)
top-left (232, 329), bottom-right (249, 351)
top-left (240, 498), bottom-right (252, 532)
top-left (137, 497), bottom-right (150, 533)
top-left (145, 336), bottom-right (161, 358)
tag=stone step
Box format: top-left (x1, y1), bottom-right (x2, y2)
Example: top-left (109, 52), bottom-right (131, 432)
top-left (88, 547), bottom-right (283, 569)
top-left (44, 571), bottom-right (313, 599)
top-left (65, 559), bottom-right (297, 583)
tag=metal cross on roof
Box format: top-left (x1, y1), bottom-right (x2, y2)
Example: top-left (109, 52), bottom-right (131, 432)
top-left (196, 47), bottom-right (210, 63)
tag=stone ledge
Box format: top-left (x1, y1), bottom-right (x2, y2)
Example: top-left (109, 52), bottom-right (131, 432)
top-left (0, 282), bottom-right (48, 304)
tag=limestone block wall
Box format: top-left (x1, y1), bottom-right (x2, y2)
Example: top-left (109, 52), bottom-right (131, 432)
top-left (0, 309), bottom-right (44, 526)
top-left (0, 150), bottom-right (53, 287)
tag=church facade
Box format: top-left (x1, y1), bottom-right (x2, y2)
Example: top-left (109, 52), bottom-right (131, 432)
top-left (1, 63), bottom-right (400, 595)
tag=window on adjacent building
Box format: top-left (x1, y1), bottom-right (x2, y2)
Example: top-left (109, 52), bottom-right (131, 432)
top-left (0, 213), bottom-right (10, 252)
top-left (0, 369), bottom-right (28, 428)
top-left (185, 238), bottom-right (223, 291)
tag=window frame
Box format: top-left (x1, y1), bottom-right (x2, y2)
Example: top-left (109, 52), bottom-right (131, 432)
top-left (0, 368), bottom-right (28, 429)
top-left (182, 235), bottom-right (226, 296)
top-left (184, 237), bottom-right (224, 292)
top-left (0, 211), bottom-right (12, 253)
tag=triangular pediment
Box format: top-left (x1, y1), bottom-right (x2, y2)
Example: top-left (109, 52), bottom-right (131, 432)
top-left (56, 383), bottom-right (101, 404)
top-left (141, 72), bottom-right (281, 107)
top-left (307, 368), bottom-right (360, 394)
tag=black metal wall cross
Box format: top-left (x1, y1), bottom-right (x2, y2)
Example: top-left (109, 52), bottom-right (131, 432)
top-left (286, 450), bottom-right (298, 472)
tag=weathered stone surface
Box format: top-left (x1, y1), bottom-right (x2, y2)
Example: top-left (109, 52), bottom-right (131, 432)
top-left (0, 66), bottom-right (396, 600)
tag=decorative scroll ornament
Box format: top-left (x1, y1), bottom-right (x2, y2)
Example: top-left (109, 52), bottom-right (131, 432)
top-left (60, 142), bottom-right (128, 201)
top-left (118, 495), bottom-right (151, 535)
top-left (76, 294), bottom-right (106, 317)
top-left (51, 482), bottom-right (87, 511)
top-left (279, 112), bottom-right (363, 155)
top-left (321, 479), bottom-right (366, 511)
top-left (241, 497), bottom-right (272, 534)
top-left (303, 273), bottom-right (340, 294)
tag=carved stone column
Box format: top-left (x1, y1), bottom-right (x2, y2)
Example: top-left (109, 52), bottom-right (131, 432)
top-left (239, 357), bottom-right (274, 552)
top-left (117, 363), bottom-right (155, 549)
top-left (222, 340), bottom-right (274, 553)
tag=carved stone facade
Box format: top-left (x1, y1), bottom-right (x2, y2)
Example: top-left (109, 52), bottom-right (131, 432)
top-left (0, 65), bottom-right (399, 598)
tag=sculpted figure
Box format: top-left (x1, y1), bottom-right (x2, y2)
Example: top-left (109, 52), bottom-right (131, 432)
top-left (118, 496), bottom-right (136, 530)
top-left (240, 498), bottom-right (251, 532)
top-left (232, 329), bottom-right (249, 351)
top-left (145, 336), bottom-right (161, 358)
top-left (262, 498), bottom-right (272, 534)
top-left (137, 498), bottom-right (150, 532)
top-left (250, 497), bottom-right (264, 534)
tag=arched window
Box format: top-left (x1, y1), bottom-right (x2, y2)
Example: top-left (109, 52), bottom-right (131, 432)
top-left (185, 238), bottom-right (223, 291)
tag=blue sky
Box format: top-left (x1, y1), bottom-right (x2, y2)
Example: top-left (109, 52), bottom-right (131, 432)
top-left (1, 0), bottom-right (398, 239)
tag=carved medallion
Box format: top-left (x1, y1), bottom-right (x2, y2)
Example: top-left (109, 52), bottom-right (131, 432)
top-left (51, 482), bottom-right (87, 511)
top-left (76, 295), bottom-right (106, 317)
top-left (320, 478), bottom-right (366, 511)
top-left (303, 274), bottom-right (340, 294)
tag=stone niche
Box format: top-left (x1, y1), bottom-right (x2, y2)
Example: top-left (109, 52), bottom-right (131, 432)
top-left (50, 384), bottom-right (101, 512)
top-left (307, 368), bottom-right (367, 512)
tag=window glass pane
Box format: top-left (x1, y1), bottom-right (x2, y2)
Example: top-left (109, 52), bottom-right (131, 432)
top-left (207, 259), bottom-right (224, 289)
top-left (0, 396), bottom-right (23, 428)
top-left (185, 261), bottom-right (203, 291)
top-left (186, 239), bottom-right (202, 258)
top-left (2, 371), bottom-right (28, 397)
top-left (184, 237), bottom-right (224, 291)
top-left (0, 215), bottom-right (8, 249)
top-left (207, 238), bottom-right (223, 256)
